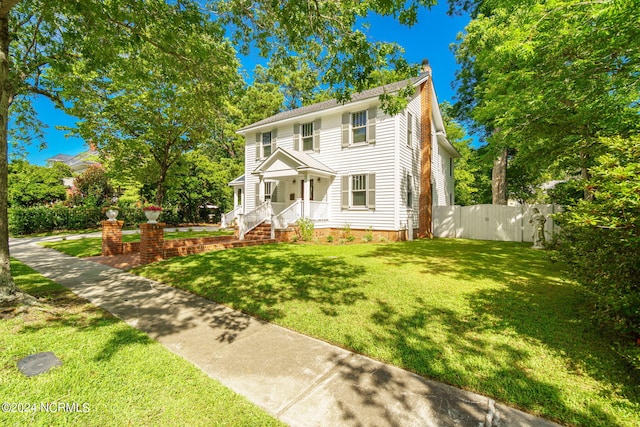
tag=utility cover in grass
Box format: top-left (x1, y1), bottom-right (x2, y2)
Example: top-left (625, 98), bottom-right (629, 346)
top-left (17, 352), bottom-right (62, 377)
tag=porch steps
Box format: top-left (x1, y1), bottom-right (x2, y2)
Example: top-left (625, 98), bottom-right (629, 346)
top-left (243, 222), bottom-right (273, 240)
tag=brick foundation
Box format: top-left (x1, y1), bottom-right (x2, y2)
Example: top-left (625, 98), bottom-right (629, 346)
top-left (101, 220), bottom-right (124, 256)
top-left (140, 223), bottom-right (165, 264)
top-left (274, 227), bottom-right (417, 243)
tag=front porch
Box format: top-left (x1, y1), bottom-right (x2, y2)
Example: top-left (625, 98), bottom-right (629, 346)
top-left (226, 147), bottom-right (335, 239)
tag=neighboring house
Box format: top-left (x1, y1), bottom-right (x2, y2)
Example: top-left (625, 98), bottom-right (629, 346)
top-left (46, 147), bottom-right (100, 175)
top-left (225, 62), bottom-right (460, 240)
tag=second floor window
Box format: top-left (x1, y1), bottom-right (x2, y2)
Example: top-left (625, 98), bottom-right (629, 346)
top-left (262, 132), bottom-right (272, 157)
top-left (352, 111), bottom-right (367, 144)
top-left (302, 122), bottom-right (313, 151)
top-left (341, 107), bottom-right (376, 147)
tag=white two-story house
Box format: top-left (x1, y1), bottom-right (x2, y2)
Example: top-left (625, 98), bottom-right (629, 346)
top-left (225, 63), bottom-right (460, 241)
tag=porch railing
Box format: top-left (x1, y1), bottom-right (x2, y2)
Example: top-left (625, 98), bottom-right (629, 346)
top-left (221, 205), bottom-right (242, 228)
top-left (239, 200), bottom-right (271, 240)
top-left (309, 201), bottom-right (329, 221)
top-left (273, 199), bottom-right (302, 229)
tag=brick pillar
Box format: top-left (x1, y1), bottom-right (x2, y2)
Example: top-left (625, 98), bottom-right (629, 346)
top-left (418, 70), bottom-right (433, 239)
top-left (140, 222), bottom-right (164, 264)
top-left (102, 220), bottom-right (124, 256)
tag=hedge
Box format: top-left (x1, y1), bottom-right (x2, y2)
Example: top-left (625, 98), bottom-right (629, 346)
top-left (8, 206), bottom-right (212, 236)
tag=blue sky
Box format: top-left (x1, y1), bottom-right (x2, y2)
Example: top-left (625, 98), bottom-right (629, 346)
top-left (14, 3), bottom-right (470, 166)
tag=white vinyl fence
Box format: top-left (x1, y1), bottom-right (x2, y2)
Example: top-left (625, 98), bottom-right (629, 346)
top-left (433, 204), bottom-right (561, 242)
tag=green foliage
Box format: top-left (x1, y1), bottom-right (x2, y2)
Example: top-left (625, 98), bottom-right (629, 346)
top-left (341, 223), bottom-right (354, 242)
top-left (553, 136), bottom-right (640, 343)
top-left (362, 227), bottom-right (373, 243)
top-left (164, 152), bottom-right (242, 223)
top-left (216, 0), bottom-right (435, 111)
top-left (68, 164), bottom-right (114, 208)
top-left (441, 103), bottom-right (491, 205)
top-left (453, 0), bottom-right (640, 192)
top-left (546, 179), bottom-right (584, 207)
top-left (295, 217), bottom-right (315, 242)
top-left (7, 160), bottom-right (71, 207)
top-left (326, 235), bottom-right (334, 243)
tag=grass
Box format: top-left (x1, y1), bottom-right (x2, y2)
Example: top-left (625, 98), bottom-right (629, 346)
top-left (129, 239), bottom-right (640, 427)
top-left (40, 230), bottom-right (235, 258)
top-left (0, 260), bottom-right (282, 427)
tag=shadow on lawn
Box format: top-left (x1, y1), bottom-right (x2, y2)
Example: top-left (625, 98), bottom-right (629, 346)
top-left (137, 244), bottom-right (368, 322)
top-left (359, 239), bottom-right (640, 427)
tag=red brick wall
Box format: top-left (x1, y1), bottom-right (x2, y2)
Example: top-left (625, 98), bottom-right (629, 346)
top-left (101, 220), bottom-right (124, 256)
top-left (140, 223), bottom-right (164, 264)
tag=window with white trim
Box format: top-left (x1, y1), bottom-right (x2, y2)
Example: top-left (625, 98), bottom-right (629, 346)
top-left (406, 174), bottom-right (413, 208)
top-left (341, 108), bottom-right (376, 147)
top-left (406, 112), bottom-right (413, 147)
top-left (352, 175), bottom-right (367, 206)
top-left (352, 111), bottom-right (367, 144)
top-left (262, 132), bottom-right (272, 157)
top-left (263, 181), bottom-right (280, 203)
top-left (341, 173), bottom-right (376, 209)
top-left (302, 122), bottom-right (313, 151)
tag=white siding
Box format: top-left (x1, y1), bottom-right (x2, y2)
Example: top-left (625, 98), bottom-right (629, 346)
top-left (242, 84), bottom-right (454, 232)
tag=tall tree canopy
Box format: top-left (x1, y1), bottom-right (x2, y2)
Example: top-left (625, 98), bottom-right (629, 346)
top-left (1, 0), bottom-right (442, 301)
top-left (452, 0), bottom-right (640, 186)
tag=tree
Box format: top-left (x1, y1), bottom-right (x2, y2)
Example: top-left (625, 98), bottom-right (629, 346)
top-left (441, 103), bottom-right (490, 205)
top-left (8, 160), bottom-right (70, 207)
top-left (68, 164), bottom-right (113, 208)
top-left (554, 135), bottom-right (640, 352)
top-left (1, 0), bottom-right (442, 299)
top-left (164, 152), bottom-right (243, 223)
top-left (1, 0), bottom-right (241, 301)
top-left (217, 0), bottom-right (435, 105)
top-left (452, 0), bottom-right (640, 195)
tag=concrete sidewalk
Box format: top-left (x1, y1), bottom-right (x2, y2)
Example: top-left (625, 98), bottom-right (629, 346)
top-left (10, 238), bottom-right (561, 427)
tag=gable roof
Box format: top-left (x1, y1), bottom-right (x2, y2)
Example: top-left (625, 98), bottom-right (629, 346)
top-left (238, 72), bottom-right (431, 134)
top-left (252, 146), bottom-right (336, 178)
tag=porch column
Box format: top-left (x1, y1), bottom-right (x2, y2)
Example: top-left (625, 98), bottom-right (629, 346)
top-left (233, 188), bottom-right (239, 208)
top-left (258, 176), bottom-right (265, 204)
top-left (303, 174), bottom-right (311, 218)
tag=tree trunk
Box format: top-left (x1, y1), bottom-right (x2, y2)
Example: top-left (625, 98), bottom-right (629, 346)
top-left (580, 150), bottom-right (593, 200)
top-left (0, 13), bottom-right (17, 301)
top-left (492, 147), bottom-right (508, 205)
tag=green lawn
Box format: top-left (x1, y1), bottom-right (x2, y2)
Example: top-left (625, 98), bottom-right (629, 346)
top-left (41, 229), bottom-right (234, 258)
top-left (0, 260), bottom-right (282, 427)
top-left (130, 239), bottom-right (640, 427)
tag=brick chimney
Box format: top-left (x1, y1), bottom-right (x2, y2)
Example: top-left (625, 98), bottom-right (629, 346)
top-left (418, 58), bottom-right (433, 238)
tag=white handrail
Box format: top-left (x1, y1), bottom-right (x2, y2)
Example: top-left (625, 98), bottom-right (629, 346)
top-left (221, 205), bottom-right (242, 228)
top-left (240, 200), bottom-right (271, 240)
top-left (274, 199), bottom-right (302, 229)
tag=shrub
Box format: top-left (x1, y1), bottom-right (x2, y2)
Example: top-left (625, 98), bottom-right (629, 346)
top-left (326, 235), bottom-right (334, 243)
top-left (295, 217), bottom-right (314, 241)
top-left (362, 226), bottom-right (373, 242)
top-left (341, 223), bottom-right (354, 242)
top-left (553, 136), bottom-right (640, 348)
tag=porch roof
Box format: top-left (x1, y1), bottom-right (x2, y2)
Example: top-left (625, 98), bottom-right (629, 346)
top-left (228, 174), bottom-right (245, 186)
top-left (252, 147), bottom-right (336, 178)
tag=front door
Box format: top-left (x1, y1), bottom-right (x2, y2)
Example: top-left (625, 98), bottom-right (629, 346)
top-left (300, 179), bottom-right (314, 201)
